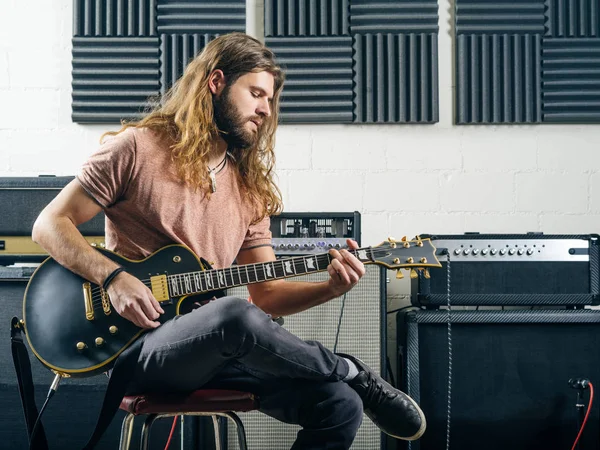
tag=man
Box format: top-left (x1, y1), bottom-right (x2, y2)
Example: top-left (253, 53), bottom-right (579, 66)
top-left (32, 33), bottom-right (425, 449)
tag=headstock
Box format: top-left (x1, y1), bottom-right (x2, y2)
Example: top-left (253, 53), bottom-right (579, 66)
top-left (367, 236), bottom-right (442, 279)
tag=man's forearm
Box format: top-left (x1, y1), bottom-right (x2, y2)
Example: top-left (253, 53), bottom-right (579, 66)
top-left (253, 279), bottom-right (341, 317)
top-left (32, 214), bottom-right (120, 286)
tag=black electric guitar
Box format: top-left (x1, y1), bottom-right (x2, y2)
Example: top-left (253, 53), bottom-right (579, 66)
top-left (22, 237), bottom-right (441, 378)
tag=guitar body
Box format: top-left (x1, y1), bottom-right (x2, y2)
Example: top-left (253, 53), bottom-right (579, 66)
top-left (23, 245), bottom-right (221, 378)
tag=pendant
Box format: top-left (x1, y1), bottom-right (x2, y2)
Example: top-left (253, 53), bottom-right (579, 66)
top-left (209, 170), bottom-right (217, 193)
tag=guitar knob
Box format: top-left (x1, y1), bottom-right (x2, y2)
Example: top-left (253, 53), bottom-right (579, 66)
top-left (109, 326), bottom-right (118, 335)
top-left (76, 342), bottom-right (87, 352)
top-left (95, 337), bottom-right (105, 347)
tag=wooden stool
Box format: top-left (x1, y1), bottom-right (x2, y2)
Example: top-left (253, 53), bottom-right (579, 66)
top-left (119, 389), bottom-right (258, 450)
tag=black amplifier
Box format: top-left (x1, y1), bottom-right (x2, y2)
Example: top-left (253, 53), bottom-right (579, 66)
top-left (269, 212), bottom-right (361, 256)
top-left (0, 176), bottom-right (105, 265)
top-left (411, 233), bottom-right (600, 307)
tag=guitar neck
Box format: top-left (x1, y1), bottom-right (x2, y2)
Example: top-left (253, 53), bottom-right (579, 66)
top-left (165, 247), bottom-right (375, 297)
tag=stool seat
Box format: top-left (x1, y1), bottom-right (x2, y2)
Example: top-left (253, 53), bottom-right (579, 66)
top-left (118, 389), bottom-right (258, 450)
top-left (120, 389), bottom-right (258, 415)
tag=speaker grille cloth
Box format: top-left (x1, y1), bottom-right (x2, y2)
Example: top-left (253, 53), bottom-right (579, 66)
top-left (225, 265), bottom-right (384, 450)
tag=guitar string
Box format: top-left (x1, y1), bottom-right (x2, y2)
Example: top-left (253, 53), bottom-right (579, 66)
top-left (88, 247), bottom-right (432, 308)
top-left (88, 247), bottom-right (421, 297)
top-left (88, 247), bottom-right (426, 294)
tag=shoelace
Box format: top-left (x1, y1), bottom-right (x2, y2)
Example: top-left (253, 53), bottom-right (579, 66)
top-left (362, 372), bottom-right (396, 407)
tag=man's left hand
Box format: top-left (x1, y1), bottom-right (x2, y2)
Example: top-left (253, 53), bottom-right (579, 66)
top-left (326, 239), bottom-right (366, 297)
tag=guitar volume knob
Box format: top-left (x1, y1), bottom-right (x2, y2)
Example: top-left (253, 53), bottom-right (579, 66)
top-left (109, 326), bottom-right (118, 335)
top-left (76, 342), bottom-right (87, 352)
top-left (95, 337), bottom-right (105, 347)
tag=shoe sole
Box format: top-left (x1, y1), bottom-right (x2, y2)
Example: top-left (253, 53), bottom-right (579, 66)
top-left (351, 356), bottom-right (427, 441)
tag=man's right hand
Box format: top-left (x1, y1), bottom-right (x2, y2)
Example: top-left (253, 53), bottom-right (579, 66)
top-left (107, 272), bottom-right (165, 329)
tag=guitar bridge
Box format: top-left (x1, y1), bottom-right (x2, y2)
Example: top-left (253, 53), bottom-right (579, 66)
top-left (150, 275), bottom-right (169, 301)
top-left (82, 282), bottom-right (94, 321)
top-left (100, 289), bottom-right (111, 315)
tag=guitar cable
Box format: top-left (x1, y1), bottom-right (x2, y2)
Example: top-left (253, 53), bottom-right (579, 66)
top-left (29, 373), bottom-right (62, 450)
top-left (333, 293), bottom-right (348, 353)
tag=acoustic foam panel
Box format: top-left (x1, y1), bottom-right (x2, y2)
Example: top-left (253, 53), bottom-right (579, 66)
top-left (267, 0), bottom-right (439, 123)
top-left (265, 0), bottom-right (350, 37)
top-left (456, 0), bottom-right (600, 124)
top-left (72, 0), bottom-right (245, 123)
top-left (266, 36), bottom-right (355, 123)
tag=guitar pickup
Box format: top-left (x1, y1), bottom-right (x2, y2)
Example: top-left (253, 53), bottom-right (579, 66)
top-left (150, 274), bottom-right (170, 302)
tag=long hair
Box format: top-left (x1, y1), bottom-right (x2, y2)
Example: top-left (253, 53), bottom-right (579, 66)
top-left (102, 32), bottom-right (285, 221)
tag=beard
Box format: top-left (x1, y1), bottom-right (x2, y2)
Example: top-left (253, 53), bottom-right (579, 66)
top-left (213, 85), bottom-right (261, 150)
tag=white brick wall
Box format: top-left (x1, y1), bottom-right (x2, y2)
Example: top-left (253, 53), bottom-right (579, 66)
top-left (2, 0), bottom-right (600, 374)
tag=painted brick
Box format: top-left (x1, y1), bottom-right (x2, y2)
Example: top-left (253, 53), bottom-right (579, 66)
top-left (0, 52), bottom-right (9, 88)
top-left (275, 126), bottom-right (312, 170)
top-left (361, 213), bottom-right (390, 246)
top-left (386, 128), bottom-right (462, 171)
top-left (0, 89), bottom-right (59, 129)
top-left (440, 172), bottom-right (514, 212)
top-left (462, 127), bottom-right (538, 171)
top-left (312, 126), bottom-right (386, 170)
top-left (516, 173), bottom-right (588, 213)
top-left (364, 172), bottom-right (440, 212)
top-left (537, 127), bottom-right (600, 171)
top-left (8, 50), bottom-right (65, 89)
top-left (540, 214), bottom-right (600, 234)
top-left (285, 171), bottom-right (364, 212)
top-left (590, 173), bottom-right (600, 213)
top-left (464, 213), bottom-right (540, 233)
top-left (389, 213), bottom-right (465, 241)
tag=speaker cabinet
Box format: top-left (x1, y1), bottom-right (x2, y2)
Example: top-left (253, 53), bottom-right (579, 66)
top-left (225, 265), bottom-right (387, 450)
top-left (398, 309), bottom-right (600, 450)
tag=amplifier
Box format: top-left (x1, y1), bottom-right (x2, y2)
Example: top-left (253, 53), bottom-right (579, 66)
top-left (411, 233), bottom-right (600, 307)
top-left (0, 176), bottom-right (105, 265)
top-left (269, 212), bottom-right (361, 256)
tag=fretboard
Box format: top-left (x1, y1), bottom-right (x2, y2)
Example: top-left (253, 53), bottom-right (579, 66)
top-left (165, 247), bottom-right (375, 297)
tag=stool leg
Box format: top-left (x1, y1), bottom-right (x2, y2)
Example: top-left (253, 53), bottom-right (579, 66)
top-left (140, 414), bottom-right (158, 450)
top-left (119, 413), bottom-right (135, 450)
top-left (212, 415), bottom-right (223, 450)
top-left (223, 412), bottom-right (248, 450)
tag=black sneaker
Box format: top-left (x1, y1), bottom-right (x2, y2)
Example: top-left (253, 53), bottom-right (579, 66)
top-left (339, 353), bottom-right (426, 441)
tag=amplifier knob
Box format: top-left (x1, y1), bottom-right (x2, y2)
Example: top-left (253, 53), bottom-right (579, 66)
top-left (481, 249), bottom-right (489, 255)
top-left (463, 248), bottom-right (471, 255)
top-left (526, 248), bottom-right (534, 255)
top-left (294, 244), bottom-right (300, 249)
top-left (279, 244), bottom-right (286, 249)
top-left (517, 249), bottom-right (524, 255)
top-left (490, 249), bottom-right (497, 255)
top-left (508, 248), bottom-right (516, 255)
top-left (335, 243), bottom-right (341, 249)
top-left (454, 249), bottom-right (461, 255)
top-left (472, 249), bottom-right (480, 255)
top-left (499, 249), bottom-right (507, 255)
top-left (287, 244), bottom-right (293, 249)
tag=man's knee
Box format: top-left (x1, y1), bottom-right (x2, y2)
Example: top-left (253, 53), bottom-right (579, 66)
top-left (203, 296), bottom-right (270, 339)
top-left (309, 382), bottom-right (364, 432)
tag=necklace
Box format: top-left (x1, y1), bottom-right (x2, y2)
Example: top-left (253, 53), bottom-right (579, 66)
top-left (208, 152), bottom-right (229, 193)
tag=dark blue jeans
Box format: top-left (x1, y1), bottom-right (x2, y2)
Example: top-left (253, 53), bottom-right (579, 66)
top-left (128, 296), bottom-right (364, 450)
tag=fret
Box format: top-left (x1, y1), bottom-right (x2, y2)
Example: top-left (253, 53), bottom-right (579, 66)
top-left (264, 262), bottom-right (275, 279)
top-left (184, 274), bottom-right (192, 293)
top-left (256, 264), bottom-right (266, 281)
top-left (304, 255), bottom-right (317, 272)
top-left (282, 259), bottom-right (295, 275)
top-left (274, 261), bottom-right (286, 278)
top-left (204, 271), bottom-right (214, 290)
top-left (217, 270), bottom-right (226, 288)
top-left (245, 265), bottom-right (251, 283)
top-left (226, 267), bottom-right (234, 288)
top-left (253, 264), bottom-right (259, 282)
top-left (178, 275), bottom-right (185, 295)
top-left (193, 272), bottom-right (203, 292)
top-left (169, 276), bottom-right (179, 297)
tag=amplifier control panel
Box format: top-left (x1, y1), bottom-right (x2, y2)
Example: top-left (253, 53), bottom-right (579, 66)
top-left (270, 212), bottom-right (360, 256)
top-left (434, 238), bottom-right (592, 262)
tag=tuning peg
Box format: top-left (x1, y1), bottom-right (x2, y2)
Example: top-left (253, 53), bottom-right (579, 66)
top-left (410, 269), bottom-right (418, 279)
top-left (396, 270), bottom-right (404, 280)
top-left (423, 269), bottom-right (431, 279)
top-left (415, 236), bottom-right (424, 247)
top-left (388, 236), bottom-right (396, 243)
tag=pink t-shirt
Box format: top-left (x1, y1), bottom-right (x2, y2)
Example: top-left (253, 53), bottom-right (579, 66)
top-left (77, 127), bottom-right (272, 269)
